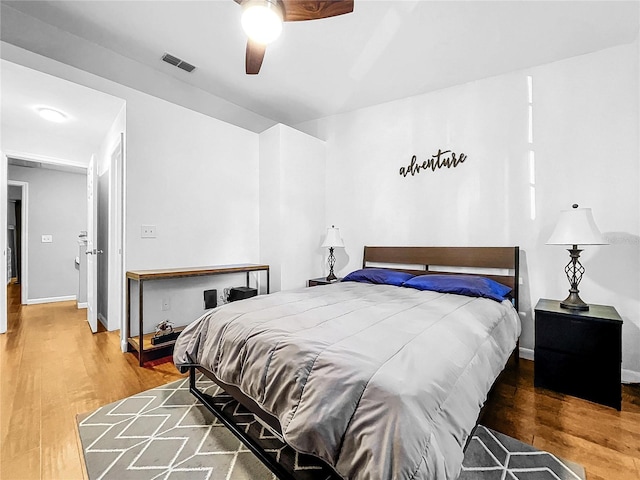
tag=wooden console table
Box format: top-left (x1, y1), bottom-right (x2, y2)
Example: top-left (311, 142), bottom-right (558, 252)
top-left (126, 263), bottom-right (270, 366)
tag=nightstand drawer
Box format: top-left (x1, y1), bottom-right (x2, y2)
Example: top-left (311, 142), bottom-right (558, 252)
top-left (535, 313), bottom-right (620, 359)
top-left (535, 347), bottom-right (621, 409)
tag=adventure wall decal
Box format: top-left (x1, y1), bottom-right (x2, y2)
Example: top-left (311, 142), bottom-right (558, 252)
top-left (399, 149), bottom-right (467, 177)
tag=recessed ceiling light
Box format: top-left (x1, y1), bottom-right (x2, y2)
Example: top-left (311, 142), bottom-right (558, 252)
top-left (37, 107), bottom-right (68, 123)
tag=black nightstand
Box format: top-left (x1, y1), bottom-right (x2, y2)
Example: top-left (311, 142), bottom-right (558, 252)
top-left (308, 277), bottom-right (342, 287)
top-left (534, 298), bottom-right (622, 410)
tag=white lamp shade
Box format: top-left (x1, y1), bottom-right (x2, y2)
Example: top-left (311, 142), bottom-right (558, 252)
top-left (321, 226), bottom-right (344, 248)
top-left (547, 206), bottom-right (607, 246)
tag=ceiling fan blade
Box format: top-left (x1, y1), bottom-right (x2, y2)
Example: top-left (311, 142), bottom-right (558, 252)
top-left (282, 0), bottom-right (354, 22)
top-left (246, 40), bottom-right (267, 74)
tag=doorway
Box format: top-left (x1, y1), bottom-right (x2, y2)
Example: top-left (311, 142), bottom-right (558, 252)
top-left (7, 180), bottom-right (27, 305)
top-left (3, 154), bottom-right (124, 334)
top-left (6, 158), bottom-right (87, 310)
top-left (5, 156), bottom-right (122, 332)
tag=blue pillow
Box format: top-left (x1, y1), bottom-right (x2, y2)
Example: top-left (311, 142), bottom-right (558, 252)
top-left (342, 268), bottom-right (415, 287)
top-left (402, 274), bottom-right (512, 302)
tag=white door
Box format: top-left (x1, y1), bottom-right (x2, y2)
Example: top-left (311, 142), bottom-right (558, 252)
top-left (1, 152), bottom-right (7, 334)
top-left (86, 155), bottom-right (98, 333)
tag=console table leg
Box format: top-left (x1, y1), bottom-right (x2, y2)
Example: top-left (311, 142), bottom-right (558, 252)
top-left (138, 279), bottom-right (144, 367)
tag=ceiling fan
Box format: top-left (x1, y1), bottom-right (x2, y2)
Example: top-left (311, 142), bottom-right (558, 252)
top-left (234, 0), bottom-right (354, 74)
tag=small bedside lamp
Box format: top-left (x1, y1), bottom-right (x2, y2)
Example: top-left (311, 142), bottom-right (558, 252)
top-left (546, 204), bottom-right (607, 311)
top-left (321, 225), bottom-right (344, 282)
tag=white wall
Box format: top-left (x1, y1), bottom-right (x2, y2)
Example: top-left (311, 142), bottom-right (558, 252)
top-left (123, 92), bottom-right (260, 332)
top-left (125, 95), bottom-right (259, 271)
top-left (304, 41), bottom-right (640, 379)
top-left (259, 124), bottom-right (326, 291)
top-left (8, 165), bottom-right (87, 302)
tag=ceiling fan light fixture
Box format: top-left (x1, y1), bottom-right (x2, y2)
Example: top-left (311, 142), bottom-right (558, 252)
top-left (241, 0), bottom-right (283, 45)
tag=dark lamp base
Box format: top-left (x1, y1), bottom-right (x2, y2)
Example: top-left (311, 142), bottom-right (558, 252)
top-left (326, 246), bottom-right (337, 282)
top-left (560, 292), bottom-right (589, 311)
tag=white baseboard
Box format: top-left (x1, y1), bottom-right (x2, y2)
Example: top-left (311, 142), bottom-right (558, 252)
top-left (622, 369), bottom-right (640, 384)
top-left (77, 302), bottom-right (88, 309)
top-left (26, 295), bottom-right (76, 305)
top-left (519, 347), bottom-right (534, 361)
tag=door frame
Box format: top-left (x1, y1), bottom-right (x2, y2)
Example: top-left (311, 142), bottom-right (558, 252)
top-left (87, 154), bottom-right (98, 333)
top-left (109, 133), bottom-right (127, 351)
top-left (1, 152), bottom-right (6, 334)
top-left (7, 180), bottom-right (28, 305)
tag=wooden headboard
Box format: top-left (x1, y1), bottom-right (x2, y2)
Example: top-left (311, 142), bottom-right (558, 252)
top-left (362, 246), bottom-right (520, 309)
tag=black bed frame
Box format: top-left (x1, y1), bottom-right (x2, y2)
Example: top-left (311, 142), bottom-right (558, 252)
top-left (188, 246), bottom-right (521, 479)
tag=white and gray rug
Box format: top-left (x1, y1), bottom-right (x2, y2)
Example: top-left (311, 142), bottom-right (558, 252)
top-left (460, 425), bottom-right (586, 480)
top-left (77, 376), bottom-right (586, 480)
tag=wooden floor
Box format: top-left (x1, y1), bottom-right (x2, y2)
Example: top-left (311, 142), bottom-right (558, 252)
top-left (0, 283), bottom-right (184, 480)
top-left (1, 282), bottom-right (639, 479)
top-left (483, 359), bottom-right (640, 480)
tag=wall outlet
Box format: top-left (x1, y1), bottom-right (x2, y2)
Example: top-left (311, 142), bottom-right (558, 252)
top-left (161, 297), bottom-right (170, 311)
top-left (41, 234), bottom-right (53, 243)
top-left (141, 225), bottom-right (157, 238)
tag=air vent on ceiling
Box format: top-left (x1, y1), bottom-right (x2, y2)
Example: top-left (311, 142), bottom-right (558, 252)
top-left (162, 52), bottom-right (196, 73)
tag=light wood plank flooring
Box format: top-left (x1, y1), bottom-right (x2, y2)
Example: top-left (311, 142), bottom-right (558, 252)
top-left (483, 357), bottom-right (640, 480)
top-left (1, 282), bottom-right (639, 479)
top-left (0, 283), bottom-right (184, 479)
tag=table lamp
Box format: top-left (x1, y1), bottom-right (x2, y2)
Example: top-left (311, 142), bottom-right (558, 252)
top-left (321, 225), bottom-right (344, 282)
top-left (546, 204), bottom-right (607, 311)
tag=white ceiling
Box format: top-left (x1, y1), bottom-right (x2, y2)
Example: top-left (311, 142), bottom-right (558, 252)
top-left (1, 0), bottom-right (639, 131)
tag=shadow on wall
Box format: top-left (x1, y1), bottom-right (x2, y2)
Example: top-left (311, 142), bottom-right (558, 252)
top-left (335, 247), bottom-right (350, 276)
top-left (517, 249), bottom-right (534, 351)
top-left (589, 231), bottom-right (640, 373)
top-left (590, 232), bottom-right (640, 301)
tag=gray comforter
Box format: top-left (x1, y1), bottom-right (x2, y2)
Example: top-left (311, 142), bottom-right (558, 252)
top-left (173, 281), bottom-right (520, 480)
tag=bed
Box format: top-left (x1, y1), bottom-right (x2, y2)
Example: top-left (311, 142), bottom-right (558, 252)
top-left (173, 246), bottom-right (521, 480)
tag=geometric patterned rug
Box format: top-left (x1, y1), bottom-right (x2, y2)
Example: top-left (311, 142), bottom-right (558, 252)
top-left (77, 376), bottom-right (586, 480)
top-left (77, 374), bottom-right (338, 480)
top-left (460, 426), bottom-right (586, 480)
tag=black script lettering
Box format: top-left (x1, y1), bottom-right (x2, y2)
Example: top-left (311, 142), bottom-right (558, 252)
top-left (433, 149), bottom-right (451, 170)
top-left (399, 149), bottom-right (468, 177)
top-left (400, 155), bottom-right (424, 177)
top-left (451, 152), bottom-right (467, 167)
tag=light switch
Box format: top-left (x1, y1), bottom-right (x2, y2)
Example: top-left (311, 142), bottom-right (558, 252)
top-left (161, 297), bottom-right (170, 311)
top-left (141, 225), bottom-right (157, 238)
top-left (41, 235), bottom-right (53, 243)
